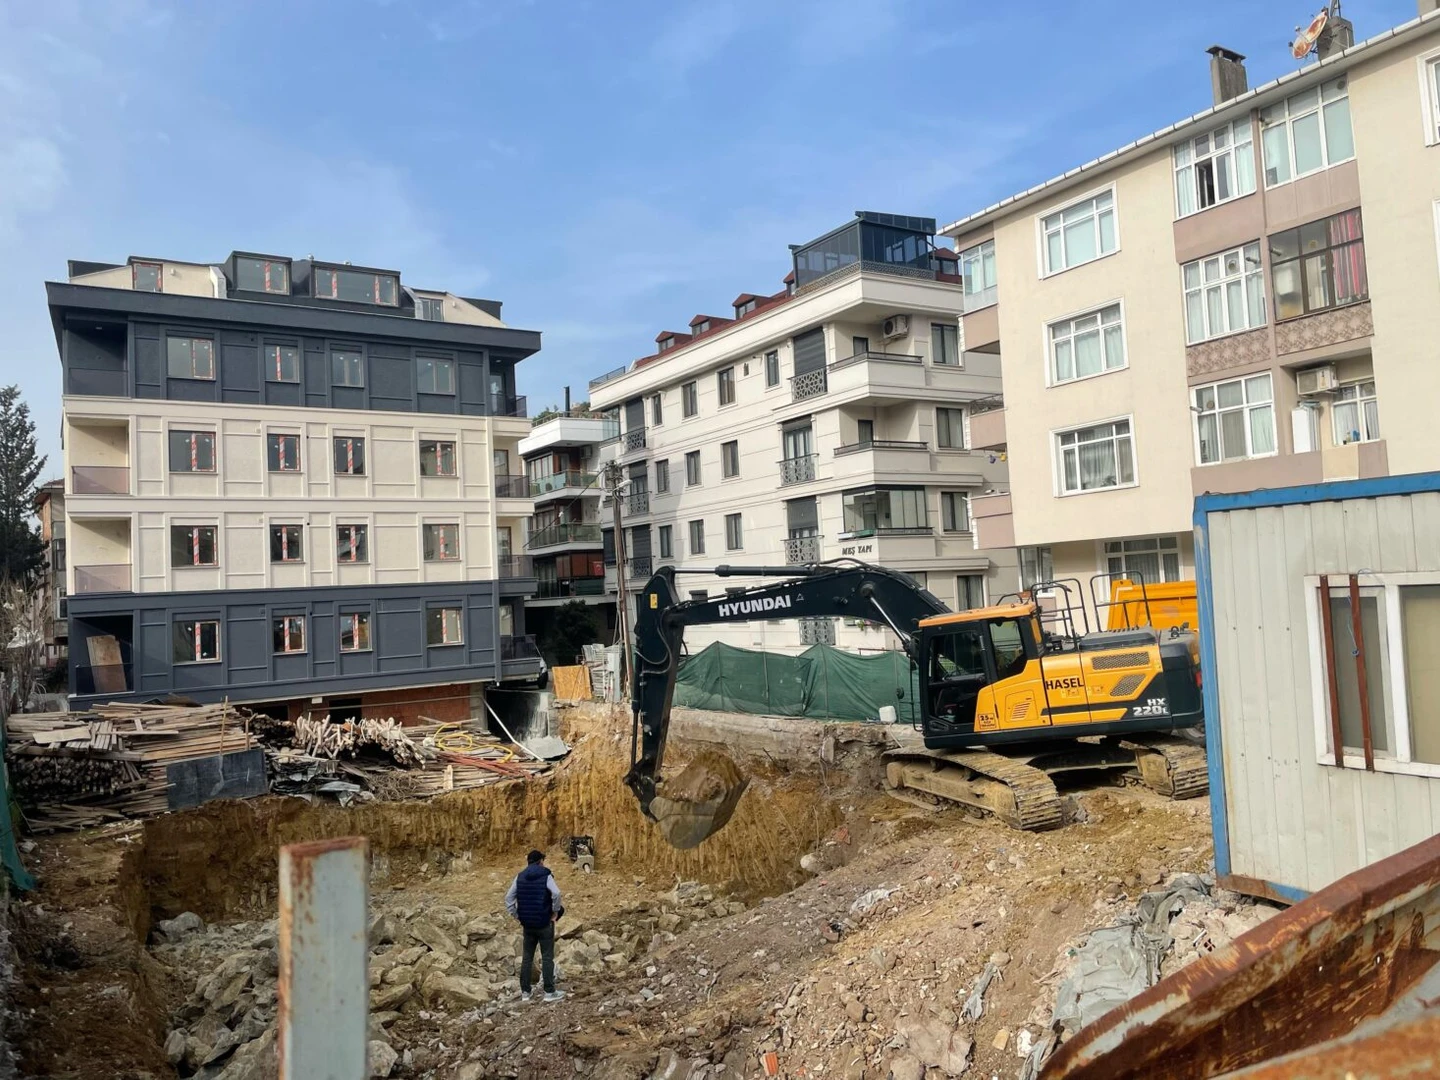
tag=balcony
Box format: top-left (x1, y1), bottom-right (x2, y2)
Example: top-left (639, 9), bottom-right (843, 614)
top-left (500, 634), bottom-right (542, 662)
top-left (830, 350), bottom-right (924, 372)
top-left (490, 394), bottom-right (528, 418)
top-left (834, 527), bottom-right (939, 563)
top-left (74, 564), bottom-right (132, 595)
top-left (970, 492), bottom-right (1014, 550)
top-left (628, 556), bottom-right (653, 579)
top-left (790, 369), bottom-right (828, 403)
top-left (534, 579), bottom-right (607, 600)
top-left (834, 439), bottom-right (927, 456)
top-left (589, 365), bottom-right (630, 392)
top-left (779, 455), bottom-right (818, 486)
top-left (783, 536), bottom-right (823, 565)
top-left (520, 415), bottom-right (620, 457)
top-left (527, 522), bottom-right (603, 551)
top-left (497, 555), bottom-right (535, 579)
top-left (626, 491), bottom-right (650, 515)
top-left (1190, 442), bottom-right (1389, 498)
top-left (622, 428), bottom-right (647, 453)
top-left (495, 475), bottom-right (530, 499)
top-left (968, 397), bottom-right (1006, 451)
top-left (71, 466), bottom-right (130, 496)
top-left (530, 471), bottom-right (597, 501)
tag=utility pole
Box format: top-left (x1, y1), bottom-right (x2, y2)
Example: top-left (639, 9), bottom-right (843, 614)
top-left (605, 460), bottom-right (631, 698)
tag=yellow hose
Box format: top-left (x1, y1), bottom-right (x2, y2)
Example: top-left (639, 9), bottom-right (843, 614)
top-left (433, 722), bottom-right (517, 761)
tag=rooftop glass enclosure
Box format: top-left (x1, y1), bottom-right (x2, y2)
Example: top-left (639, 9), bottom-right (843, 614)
top-left (791, 212), bottom-right (939, 289)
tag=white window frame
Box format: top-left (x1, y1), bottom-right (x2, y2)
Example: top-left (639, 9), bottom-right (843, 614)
top-left (1304, 572), bottom-right (1440, 778)
top-left (1260, 76), bottom-right (1355, 188)
top-left (1037, 186), bottom-right (1118, 277)
top-left (1047, 300), bottom-right (1127, 385)
top-left (721, 440), bottom-right (740, 479)
top-left (1100, 535), bottom-right (1183, 584)
top-left (1331, 380), bottom-right (1380, 446)
top-left (1192, 373), bottom-right (1277, 466)
top-left (416, 295), bottom-right (445, 321)
top-left (1418, 50), bottom-right (1440, 147)
top-left (1182, 244), bottom-right (1266, 344)
top-left (688, 519), bottom-right (706, 556)
top-left (724, 513), bottom-right (743, 551)
top-left (1173, 118), bottom-right (1256, 219)
top-left (417, 357), bottom-right (455, 395)
top-left (764, 351), bottom-right (780, 389)
top-left (958, 239), bottom-right (997, 312)
top-left (1053, 416), bottom-right (1137, 496)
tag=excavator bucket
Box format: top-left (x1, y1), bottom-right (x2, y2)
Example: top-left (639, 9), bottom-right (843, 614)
top-left (648, 751), bottom-right (749, 849)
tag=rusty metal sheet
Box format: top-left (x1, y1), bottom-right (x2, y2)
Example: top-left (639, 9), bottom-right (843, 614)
top-left (1041, 833), bottom-right (1440, 1080)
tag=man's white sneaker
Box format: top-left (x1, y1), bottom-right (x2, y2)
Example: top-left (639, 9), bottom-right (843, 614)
top-left (544, 990), bottom-right (565, 1002)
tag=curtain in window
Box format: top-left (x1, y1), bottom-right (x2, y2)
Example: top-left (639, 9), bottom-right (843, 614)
top-left (1077, 441), bottom-right (1117, 488)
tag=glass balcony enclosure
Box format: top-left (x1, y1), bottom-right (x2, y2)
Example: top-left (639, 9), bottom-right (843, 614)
top-left (791, 212), bottom-right (938, 290)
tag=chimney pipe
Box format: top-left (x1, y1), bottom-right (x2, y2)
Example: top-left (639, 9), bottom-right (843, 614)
top-left (1316, 13), bottom-right (1355, 59)
top-left (1207, 46), bottom-right (1248, 105)
top-left (564, 386), bottom-right (571, 413)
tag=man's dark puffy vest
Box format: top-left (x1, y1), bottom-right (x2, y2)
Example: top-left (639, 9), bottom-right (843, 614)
top-left (514, 864), bottom-right (554, 928)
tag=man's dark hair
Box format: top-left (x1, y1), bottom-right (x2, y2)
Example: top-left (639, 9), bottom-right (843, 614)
top-left (527, 850), bottom-right (545, 865)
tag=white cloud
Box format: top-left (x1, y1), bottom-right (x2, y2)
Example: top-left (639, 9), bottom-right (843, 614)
top-left (0, 137), bottom-right (66, 237)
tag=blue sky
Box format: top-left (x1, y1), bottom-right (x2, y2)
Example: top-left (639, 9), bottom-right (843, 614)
top-left (0, 0), bottom-right (1419, 471)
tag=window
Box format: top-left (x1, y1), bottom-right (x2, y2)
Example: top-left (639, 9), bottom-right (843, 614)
top-left (1050, 304), bottom-right (1125, 383)
top-left (267, 344), bottom-right (300, 383)
top-left (332, 349), bottom-right (365, 388)
top-left (1269, 210), bottom-right (1367, 320)
top-left (650, 393), bottom-right (664, 426)
top-left (1104, 536), bottom-right (1180, 584)
top-left (1183, 244), bottom-right (1265, 343)
top-left (423, 523), bottom-right (460, 561)
top-left (856, 419), bottom-right (874, 447)
top-left (416, 295), bottom-right (445, 321)
top-left (273, 615), bottom-right (306, 654)
top-left (842, 488), bottom-right (929, 533)
top-left (653, 459), bottom-right (670, 494)
top-left (1041, 190), bottom-right (1116, 274)
top-left (420, 440), bottom-right (457, 477)
top-left (659, 525), bottom-right (673, 559)
top-left (1193, 374), bottom-right (1275, 464)
top-left (133, 262), bottom-right (162, 292)
top-left (852, 336), bottom-right (870, 358)
top-left (718, 367), bottom-right (736, 406)
top-left (956, 574), bottom-right (985, 611)
top-left (1056, 419), bottom-right (1135, 494)
top-left (269, 524), bottom-right (304, 562)
top-left (736, 298), bottom-right (757, 317)
top-left (52, 539), bottom-right (65, 573)
top-left (166, 336), bottom-right (215, 380)
top-left (1020, 546), bottom-right (1053, 590)
top-left (688, 520), bottom-right (705, 555)
top-left (267, 433), bottom-right (301, 473)
top-left (426, 606), bottom-right (464, 646)
top-left (694, 320), bottom-right (710, 334)
top-left (173, 619), bottom-right (220, 664)
top-left (765, 351), bottom-right (780, 388)
top-left (800, 617), bottom-right (835, 646)
top-left (725, 513), bottom-right (743, 551)
top-left (333, 436), bottom-right (366, 476)
top-left (1261, 77), bottom-right (1354, 187)
top-left (959, 239), bottom-right (997, 312)
top-left (937, 407), bottom-right (967, 450)
top-left (170, 525), bottom-right (217, 567)
top-left (721, 441), bottom-right (739, 478)
top-left (1427, 56), bottom-right (1440, 145)
top-left (931, 322), bottom-right (959, 366)
top-left (314, 266), bottom-right (399, 305)
top-left (942, 492), bottom-right (971, 533)
top-left (682, 381), bottom-right (698, 417)
top-left (1333, 380), bottom-right (1380, 445)
top-left (237, 257), bottom-right (289, 294)
top-left (340, 612), bottom-right (372, 652)
top-left (337, 524), bottom-right (369, 563)
top-left (168, 430), bottom-right (216, 473)
top-left (417, 358), bottom-right (455, 395)
top-left (1174, 119), bottom-right (1256, 217)
top-left (685, 451), bottom-right (701, 487)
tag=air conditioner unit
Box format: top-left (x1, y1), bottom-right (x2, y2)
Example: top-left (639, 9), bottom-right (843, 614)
top-left (880, 315), bottom-right (910, 341)
top-left (1296, 365), bottom-right (1339, 396)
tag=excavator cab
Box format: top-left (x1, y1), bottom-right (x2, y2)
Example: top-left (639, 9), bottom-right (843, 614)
top-left (917, 605), bottom-right (1042, 737)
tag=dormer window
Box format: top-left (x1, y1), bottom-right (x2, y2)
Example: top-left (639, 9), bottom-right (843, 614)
top-left (658, 337), bottom-right (675, 352)
top-left (416, 295), bottom-right (445, 321)
top-left (694, 320), bottom-right (710, 335)
top-left (236, 257), bottom-right (290, 294)
top-left (314, 267), bottom-right (400, 306)
top-left (133, 262), bottom-right (162, 292)
top-left (735, 299), bottom-right (756, 318)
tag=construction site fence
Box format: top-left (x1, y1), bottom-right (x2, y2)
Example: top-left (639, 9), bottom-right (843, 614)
top-left (674, 642), bottom-right (919, 724)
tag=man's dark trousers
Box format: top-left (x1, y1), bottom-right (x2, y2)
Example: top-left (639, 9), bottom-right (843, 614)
top-left (520, 922), bottom-right (555, 994)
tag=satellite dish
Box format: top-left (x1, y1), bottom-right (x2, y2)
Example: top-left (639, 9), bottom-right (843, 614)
top-left (1291, 9), bottom-right (1328, 59)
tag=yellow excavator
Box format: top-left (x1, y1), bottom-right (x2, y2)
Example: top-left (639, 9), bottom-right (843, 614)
top-left (623, 560), bottom-right (1207, 848)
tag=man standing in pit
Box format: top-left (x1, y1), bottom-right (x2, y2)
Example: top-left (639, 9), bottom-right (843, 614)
top-left (504, 849), bottom-right (565, 1001)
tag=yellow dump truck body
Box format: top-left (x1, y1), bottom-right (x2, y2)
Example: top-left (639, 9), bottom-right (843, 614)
top-left (1106, 579), bottom-right (1199, 633)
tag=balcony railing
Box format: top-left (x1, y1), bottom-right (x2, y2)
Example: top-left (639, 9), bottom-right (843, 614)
top-left (71, 465), bottom-right (130, 496)
top-left (500, 634), bottom-right (542, 662)
top-left (628, 556), bottom-right (653, 579)
top-left (783, 535), bottom-right (823, 565)
top-left (790, 369), bottom-right (828, 402)
top-left (589, 364), bottom-right (630, 391)
top-left (535, 578), bottom-right (607, 600)
top-left (968, 394), bottom-right (1004, 415)
top-left (495, 475), bottom-right (530, 498)
top-left (627, 491), bottom-right (650, 515)
top-left (530, 470), bottom-right (596, 496)
top-left (623, 427), bottom-right (647, 452)
top-left (527, 522), bottom-right (603, 548)
top-left (830, 350), bottom-right (924, 372)
top-left (839, 526), bottom-right (934, 539)
top-left (779, 454), bottom-right (818, 486)
top-left (834, 439), bottom-right (929, 456)
top-left (497, 555), bottom-right (535, 579)
top-left (74, 564), bottom-right (132, 595)
top-left (490, 394), bottom-right (528, 418)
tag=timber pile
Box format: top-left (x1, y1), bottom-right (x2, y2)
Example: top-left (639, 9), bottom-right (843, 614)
top-left (7, 702), bottom-right (259, 832)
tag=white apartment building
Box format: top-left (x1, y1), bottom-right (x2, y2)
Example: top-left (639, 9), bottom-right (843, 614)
top-left (589, 212), bottom-right (1015, 654)
top-left (49, 251), bottom-right (544, 719)
top-left (944, 5), bottom-right (1440, 607)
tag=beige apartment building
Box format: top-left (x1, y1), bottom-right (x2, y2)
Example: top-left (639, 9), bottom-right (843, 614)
top-left (588, 213), bottom-right (1015, 654)
top-left (945, 5), bottom-right (1440, 605)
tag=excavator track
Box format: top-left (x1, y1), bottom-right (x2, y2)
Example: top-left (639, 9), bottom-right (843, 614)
top-left (1121, 735), bottom-right (1210, 800)
top-left (883, 747), bottom-right (1065, 831)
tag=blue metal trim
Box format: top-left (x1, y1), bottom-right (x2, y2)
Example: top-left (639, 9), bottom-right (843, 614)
top-left (1193, 470), bottom-right (1440, 520)
top-left (1193, 512), bottom-right (1230, 878)
top-left (1263, 879), bottom-right (1309, 905)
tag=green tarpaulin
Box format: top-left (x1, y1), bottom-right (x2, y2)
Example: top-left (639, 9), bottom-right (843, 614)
top-left (674, 641), bottom-right (921, 723)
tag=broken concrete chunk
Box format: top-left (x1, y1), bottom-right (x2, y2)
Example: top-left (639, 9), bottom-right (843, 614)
top-left (158, 911), bottom-right (206, 941)
top-left (408, 919), bottom-right (461, 957)
top-left (886, 1053), bottom-right (925, 1080)
top-left (164, 1029), bottom-right (188, 1066)
top-left (369, 982), bottom-right (414, 1012)
top-left (429, 974), bottom-right (494, 1009)
top-left (368, 913), bottom-right (401, 948)
top-left (368, 1039), bottom-right (399, 1077)
top-left (382, 964), bottom-right (417, 988)
top-left (896, 1016), bottom-right (972, 1077)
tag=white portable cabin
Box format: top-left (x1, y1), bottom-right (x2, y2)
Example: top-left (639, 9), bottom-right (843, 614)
top-left (1196, 471), bottom-right (1440, 903)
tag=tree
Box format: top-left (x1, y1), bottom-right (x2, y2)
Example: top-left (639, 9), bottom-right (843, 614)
top-left (536, 601), bottom-right (602, 667)
top-left (0, 578), bottom-right (46, 714)
top-left (529, 400), bottom-right (592, 427)
top-left (0, 385), bottom-right (45, 583)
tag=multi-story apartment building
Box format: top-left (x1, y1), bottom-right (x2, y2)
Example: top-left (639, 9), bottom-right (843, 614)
top-left (588, 212), bottom-right (1014, 654)
top-left (48, 252), bottom-right (544, 719)
top-left (32, 478), bottom-right (68, 665)
top-left (945, 5), bottom-right (1440, 601)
